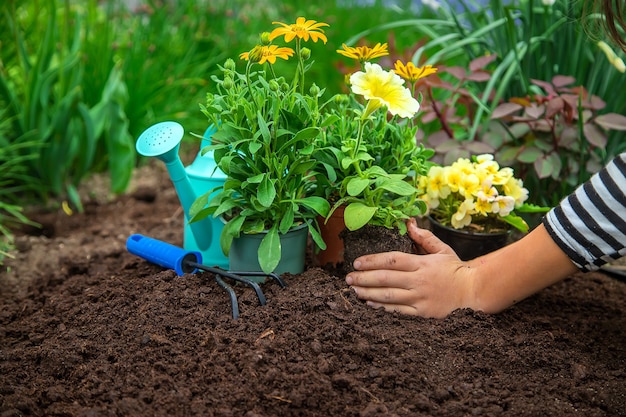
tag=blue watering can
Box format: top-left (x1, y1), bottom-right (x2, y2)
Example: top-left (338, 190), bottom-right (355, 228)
top-left (135, 121), bottom-right (229, 269)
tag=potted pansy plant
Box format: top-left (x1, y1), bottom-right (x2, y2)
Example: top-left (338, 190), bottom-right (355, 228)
top-left (190, 17), bottom-right (332, 275)
top-left (312, 44), bottom-right (438, 268)
top-left (419, 154), bottom-right (549, 260)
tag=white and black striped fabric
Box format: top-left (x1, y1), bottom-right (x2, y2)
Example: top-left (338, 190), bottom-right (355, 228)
top-left (543, 152), bottom-right (626, 271)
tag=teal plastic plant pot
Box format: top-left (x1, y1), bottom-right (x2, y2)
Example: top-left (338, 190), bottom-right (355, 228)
top-left (228, 223), bottom-right (309, 282)
top-left (428, 217), bottom-right (510, 261)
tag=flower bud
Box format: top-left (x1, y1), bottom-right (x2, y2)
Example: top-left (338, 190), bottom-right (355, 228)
top-left (260, 32), bottom-right (271, 46)
top-left (269, 79), bottom-right (280, 92)
top-left (334, 94), bottom-right (349, 106)
top-left (309, 83), bottom-right (321, 96)
top-left (222, 77), bottom-right (234, 90)
top-left (280, 82), bottom-right (290, 93)
top-left (224, 58), bottom-right (236, 72)
top-left (300, 47), bottom-right (311, 60)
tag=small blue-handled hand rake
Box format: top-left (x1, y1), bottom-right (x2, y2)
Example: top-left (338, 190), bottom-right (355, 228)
top-left (126, 234), bottom-right (286, 319)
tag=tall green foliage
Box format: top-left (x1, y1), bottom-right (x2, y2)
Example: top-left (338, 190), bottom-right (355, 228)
top-left (0, 0), bottom-right (135, 211)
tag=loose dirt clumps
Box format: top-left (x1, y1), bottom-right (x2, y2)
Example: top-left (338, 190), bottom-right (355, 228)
top-left (1, 161), bottom-right (625, 416)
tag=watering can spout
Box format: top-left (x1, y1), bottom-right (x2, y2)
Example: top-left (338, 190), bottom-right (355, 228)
top-left (135, 121), bottom-right (212, 251)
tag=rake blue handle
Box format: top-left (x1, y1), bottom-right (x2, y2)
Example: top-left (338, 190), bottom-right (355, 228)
top-left (126, 234), bottom-right (202, 276)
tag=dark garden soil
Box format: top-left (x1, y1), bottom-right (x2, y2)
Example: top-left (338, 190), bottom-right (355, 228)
top-left (1, 160), bottom-right (625, 417)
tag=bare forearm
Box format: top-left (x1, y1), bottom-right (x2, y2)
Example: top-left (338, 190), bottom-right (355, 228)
top-left (467, 224), bottom-right (579, 313)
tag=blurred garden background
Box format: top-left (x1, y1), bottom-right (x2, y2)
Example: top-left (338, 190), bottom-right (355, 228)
top-left (1, 0), bottom-right (625, 263)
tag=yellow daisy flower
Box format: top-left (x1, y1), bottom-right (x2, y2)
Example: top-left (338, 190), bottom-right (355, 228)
top-left (393, 60), bottom-right (438, 83)
top-left (239, 45), bottom-right (295, 65)
top-left (269, 17), bottom-right (329, 44)
top-left (336, 43), bottom-right (389, 62)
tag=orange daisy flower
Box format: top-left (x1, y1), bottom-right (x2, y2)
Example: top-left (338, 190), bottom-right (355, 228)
top-left (336, 43), bottom-right (389, 61)
top-left (239, 45), bottom-right (295, 65)
top-left (269, 17), bottom-right (329, 44)
top-left (393, 61), bottom-right (438, 83)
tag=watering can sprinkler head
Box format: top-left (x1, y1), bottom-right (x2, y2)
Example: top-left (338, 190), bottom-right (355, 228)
top-left (136, 121), bottom-right (185, 164)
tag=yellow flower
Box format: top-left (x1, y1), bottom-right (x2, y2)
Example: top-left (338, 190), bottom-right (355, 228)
top-left (445, 166), bottom-right (462, 193)
top-left (452, 157), bottom-right (474, 176)
top-left (393, 61), bottom-right (438, 83)
top-left (451, 199), bottom-right (474, 229)
top-left (503, 177), bottom-right (529, 206)
top-left (493, 195), bottom-right (515, 216)
top-left (336, 43), bottom-right (389, 62)
top-left (492, 167), bottom-right (513, 186)
top-left (269, 17), bottom-right (329, 44)
top-left (426, 166), bottom-right (450, 200)
top-left (458, 172), bottom-right (480, 199)
top-left (349, 62), bottom-right (420, 119)
top-left (474, 195), bottom-right (494, 216)
top-left (240, 45), bottom-right (295, 65)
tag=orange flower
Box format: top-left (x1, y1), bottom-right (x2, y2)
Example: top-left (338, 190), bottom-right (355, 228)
top-left (269, 17), bottom-right (329, 44)
top-left (336, 43), bottom-right (389, 62)
top-left (393, 60), bottom-right (438, 83)
top-left (239, 45), bottom-right (295, 65)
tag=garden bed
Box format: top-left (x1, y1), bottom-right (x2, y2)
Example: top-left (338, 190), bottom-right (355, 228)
top-left (1, 162), bottom-right (625, 416)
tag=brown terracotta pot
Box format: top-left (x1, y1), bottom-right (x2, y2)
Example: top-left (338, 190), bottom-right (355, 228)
top-left (315, 205), bottom-right (346, 268)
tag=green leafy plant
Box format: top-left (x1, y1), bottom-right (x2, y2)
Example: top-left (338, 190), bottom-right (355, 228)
top-left (313, 60), bottom-right (436, 235)
top-left (190, 17), bottom-right (333, 274)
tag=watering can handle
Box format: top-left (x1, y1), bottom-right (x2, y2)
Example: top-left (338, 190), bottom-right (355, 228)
top-left (126, 234), bottom-right (202, 276)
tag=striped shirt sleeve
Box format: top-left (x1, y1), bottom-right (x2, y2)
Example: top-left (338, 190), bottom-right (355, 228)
top-left (543, 152), bottom-right (626, 271)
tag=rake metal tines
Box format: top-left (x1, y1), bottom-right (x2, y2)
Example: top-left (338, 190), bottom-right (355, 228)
top-left (187, 262), bottom-right (286, 319)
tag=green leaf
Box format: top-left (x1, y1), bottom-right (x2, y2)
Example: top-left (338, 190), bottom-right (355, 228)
top-left (517, 147), bottom-right (543, 163)
top-left (258, 175), bottom-right (276, 207)
top-left (308, 222), bottom-right (327, 251)
top-left (213, 199), bottom-right (240, 218)
top-left (501, 214), bottom-right (529, 233)
top-left (220, 215), bottom-right (246, 256)
top-left (247, 173), bottom-right (264, 184)
top-left (257, 111), bottom-right (271, 144)
top-left (347, 177), bottom-right (370, 197)
top-left (249, 141), bottom-right (262, 154)
top-left (279, 204), bottom-right (295, 234)
top-left (258, 225), bottom-right (281, 274)
top-left (297, 196), bottom-right (330, 217)
top-left (377, 179), bottom-right (417, 196)
top-left (344, 203), bottom-right (377, 231)
top-left (516, 203), bottom-right (552, 213)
